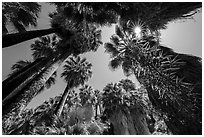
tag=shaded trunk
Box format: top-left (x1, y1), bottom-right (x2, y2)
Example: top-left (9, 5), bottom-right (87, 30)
top-left (133, 61), bottom-right (202, 135)
top-left (110, 108), bottom-right (150, 135)
top-left (9, 120), bottom-right (30, 135)
top-left (2, 55), bottom-right (56, 106)
top-left (2, 48), bottom-right (72, 118)
top-left (2, 28), bottom-right (60, 48)
top-left (54, 83), bottom-right (73, 117)
top-left (3, 57), bottom-right (46, 100)
top-left (95, 104), bottom-right (98, 119)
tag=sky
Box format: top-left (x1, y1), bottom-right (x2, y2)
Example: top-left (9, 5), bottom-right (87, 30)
top-left (2, 3), bottom-right (202, 109)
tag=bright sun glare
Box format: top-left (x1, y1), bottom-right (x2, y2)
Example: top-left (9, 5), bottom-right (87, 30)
top-left (134, 26), bottom-right (142, 38)
top-left (134, 26), bottom-right (141, 35)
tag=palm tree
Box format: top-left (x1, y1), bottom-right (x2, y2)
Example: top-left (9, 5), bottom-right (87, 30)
top-left (2, 22), bottom-right (102, 122)
top-left (2, 108), bottom-right (35, 135)
top-left (102, 80), bottom-right (150, 135)
top-left (2, 2), bottom-right (68, 48)
top-left (117, 78), bottom-right (136, 92)
top-left (3, 95), bottom-right (60, 135)
top-left (104, 24), bottom-right (202, 134)
top-left (3, 35), bottom-right (59, 101)
top-left (117, 2), bottom-right (201, 32)
top-left (8, 60), bottom-right (57, 94)
top-left (3, 2), bottom-right (114, 119)
top-left (2, 2), bottom-right (41, 34)
top-left (2, 2), bottom-right (118, 48)
top-left (2, 35), bottom-right (59, 116)
top-left (77, 85), bottom-right (96, 122)
top-left (3, 2), bottom-right (201, 48)
top-left (54, 56), bottom-right (92, 117)
top-left (2, 36), bottom-right (58, 134)
top-left (30, 92), bottom-right (103, 135)
top-left (79, 85), bottom-right (96, 106)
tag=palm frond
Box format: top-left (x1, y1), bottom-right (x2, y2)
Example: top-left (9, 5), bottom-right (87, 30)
top-left (2, 2), bottom-right (41, 33)
top-left (122, 60), bottom-right (133, 77)
top-left (31, 35), bottom-right (58, 60)
top-left (115, 25), bottom-right (125, 39)
top-left (9, 60), bottom-right (32, 77)
top-left (104, 43), bottom-right (120, 58)
top-left (61, 56), bottom-right (92, 88)
top-left (110, 35), bottom-right (120, 46)
top-left (45, 71), bottom-right (57, 89)
top-left (109, 57), bottom-right (122, 71)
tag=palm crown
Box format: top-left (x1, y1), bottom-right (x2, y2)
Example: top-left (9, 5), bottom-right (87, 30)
top-left (8, 35), bottom-right (59, 90)
top-left (61, 56), bottom-right (92, 88)
top-left (31, 35), bottom-right (59, 60)
top-left (2, 2), bottom-right (41, 34)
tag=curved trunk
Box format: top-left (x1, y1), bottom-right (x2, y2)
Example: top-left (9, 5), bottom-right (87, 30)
top-left (2, 48), bottom-right (72, 118)
top-left (54, 83), bottom-right (73, 117)
top-left (3, 57), bottom-right (46, 100)
top-left (110, 108), bottom-right (150, 135)
top-left (2, 28), bottom-right (60, 48)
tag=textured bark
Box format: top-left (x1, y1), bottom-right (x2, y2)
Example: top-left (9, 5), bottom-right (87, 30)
top-left (2, 28), bottom-right (60, 48)
top-left (54, 83), bottom-right (72, 117)
top-left (2, 55), bottom-right (57, 106)
top-left (9, 120), bottom-right (30, 135)
top-left (2, 48), bottom-right (72, 118)
top-left (3, 57), bottom-right (46, 100)
top-left (110, 107), bottom-right (150, 135)
top-left (133, 52), bottom-right (202, 135)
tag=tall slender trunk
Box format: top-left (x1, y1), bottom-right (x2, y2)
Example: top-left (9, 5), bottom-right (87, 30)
top-left (95, 104), bottom-right (98, 119)
top-left (2, 48), bottom-right (72, 118)
top-left (3, 57), bottom-right (43, 87)
top-left (3, 57), bottom-right (46, 100)
top-left (2, 55), bottom-right (56, 106)
top-left (54, 83), bottom-right (73, 117)
top-left (3, 36), bottom-right (73, 105)
top-left (2, 28), bottom-right (60, 48)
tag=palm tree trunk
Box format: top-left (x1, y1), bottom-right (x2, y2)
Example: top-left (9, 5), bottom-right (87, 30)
top-left (110, 108), bottom-right (150, 135)
top-left (3, 57), bottom-right (45, 100)
top-left (2, 55), bottom-right (56, 106)
top-left (2, 27), bottom-right (73, 48)
top-left (3, 39), bottom-right (73, 106)
top-left (9, 120), bottom-right (30, 135)
top-left (2, 47), bottom-right (72, 118)
top-left (3, 28), bottom-right (59, 48)
top-left (54, 82), bottom-right (73, 117)
top-left (95, 104), bottom-right (98, 119)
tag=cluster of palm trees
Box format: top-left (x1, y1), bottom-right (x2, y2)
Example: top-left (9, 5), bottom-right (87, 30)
top-left (104, 23), bottom-right (202, 134)
top-left (3, 78), bottom-right (157, 135)
top-left (2, 2), bottom-right (202, 135)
